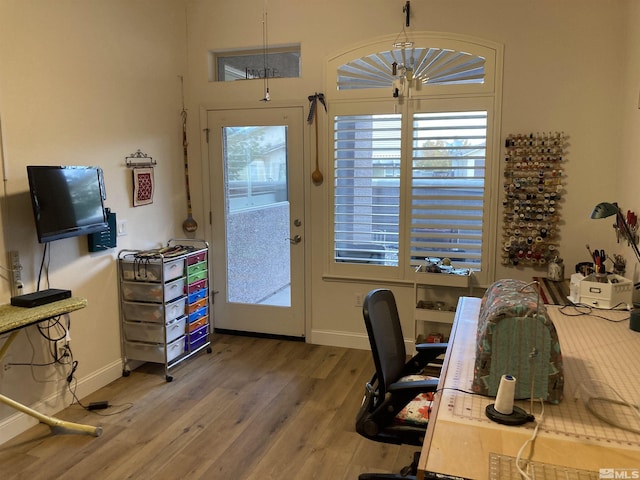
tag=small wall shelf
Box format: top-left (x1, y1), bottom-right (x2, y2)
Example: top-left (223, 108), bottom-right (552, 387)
top-left (413, 265), bottom-right (474, 343)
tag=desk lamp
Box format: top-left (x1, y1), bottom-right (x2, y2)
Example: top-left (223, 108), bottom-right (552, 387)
top-left (590, 202), bottom-right (640, 285)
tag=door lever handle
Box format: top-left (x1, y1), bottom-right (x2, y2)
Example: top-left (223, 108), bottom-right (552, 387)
top-left (287, 235), bottom-right (302, 244)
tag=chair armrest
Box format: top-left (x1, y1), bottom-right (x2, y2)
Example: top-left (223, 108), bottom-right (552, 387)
top-left (388, 378), bottom-right (439, 393)
top-left (404, 342), bottom-right (448, 375)
top-left (415, 342), bottom-right (448, 356)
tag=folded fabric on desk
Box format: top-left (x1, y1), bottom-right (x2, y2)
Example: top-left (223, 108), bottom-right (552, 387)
top-left (472, 279), bottom-right (564, 404)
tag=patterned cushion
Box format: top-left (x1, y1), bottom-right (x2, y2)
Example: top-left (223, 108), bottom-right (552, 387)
top-left (394, 375), bottom-right (437, 427)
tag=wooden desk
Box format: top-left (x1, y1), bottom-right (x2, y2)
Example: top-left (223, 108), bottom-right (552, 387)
top-left (0, 297), bottom-right (102, 437)
top-left (419, 297), bottom-right (640, 479)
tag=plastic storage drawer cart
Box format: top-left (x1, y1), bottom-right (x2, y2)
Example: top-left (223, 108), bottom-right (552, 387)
top-left (118, 239), bottom-right (211, 381)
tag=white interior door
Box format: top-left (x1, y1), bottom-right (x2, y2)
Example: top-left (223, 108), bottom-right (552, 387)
top-left (207, 107), bottom-right (305, 338)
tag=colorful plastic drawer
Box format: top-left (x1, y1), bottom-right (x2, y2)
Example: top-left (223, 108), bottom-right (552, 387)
top-left (188, 298), bottom-right (207, 314)
top-left (187, 261), bottom-right (207, 276)
top-left (124, 335), bottom-right (185, 364)
top-left (189, 336), bottom-right (208, 352)
top-left (187, 270), bottom-right (207, 284)
top-left (124, 315), bottom-right (186, 344)
top-left (187, 251), bottom-right (207, 266)
top-left (188, 315), bottom-right (208, 332)
top-left (122, 296), bottom-right (186, 323)
top-left (187, 279), bottom-right (207, 294)
top-left (187, 288), bottom-right (207, 304)
top-left (185, 325), bottom-right (208, 351)
top-left (121, 277), bottom-right (186, 303)
top-left (188, 305), bottom-right (208, 322)
top-left (121, 258), bottom-right (185, 283)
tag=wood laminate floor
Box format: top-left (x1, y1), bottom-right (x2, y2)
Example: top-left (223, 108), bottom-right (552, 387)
top-left (0, 334), bottom-right (417, 479)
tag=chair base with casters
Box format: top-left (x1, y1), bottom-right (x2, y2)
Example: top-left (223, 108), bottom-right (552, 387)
top-left (355, 288), bottom-right (455, 480)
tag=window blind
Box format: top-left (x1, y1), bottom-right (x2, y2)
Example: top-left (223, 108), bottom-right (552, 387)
top-left (334, 114), bottom-right (401, 266)
top-left (410, 111), bottom-right (487, 270)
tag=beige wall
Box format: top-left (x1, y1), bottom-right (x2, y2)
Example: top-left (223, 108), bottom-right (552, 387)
top-left (620, 1), bottom-right (640, 228)
top-left (0, 0), bottom-right (638, 443)
top-left (0, 0), bottom-right (187, 441)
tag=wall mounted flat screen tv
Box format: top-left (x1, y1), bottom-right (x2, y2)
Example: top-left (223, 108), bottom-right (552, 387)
top-left (27, 165), bottom-right (108, 243)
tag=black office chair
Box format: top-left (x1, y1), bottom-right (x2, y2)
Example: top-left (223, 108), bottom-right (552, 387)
top-left (356, 289), bottom-right (448, 480)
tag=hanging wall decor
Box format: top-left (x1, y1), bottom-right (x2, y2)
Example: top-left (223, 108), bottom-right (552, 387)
top-left (126, 149), bottom-right (156, 207)
top-left (307, 92), bottom-right (327, 185)
top-left (179, 75), bottom-right (198, 232)
top-left (132, 167), bottom-right (154, 206)
top-left (260, 2), bottom-right (271, 101)
top-left (501, 132), bottom-right (567, 267)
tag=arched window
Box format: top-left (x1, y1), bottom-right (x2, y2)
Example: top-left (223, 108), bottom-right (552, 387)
top-left (325, 33), bottom-right (503, 286)
top-left (337, 47), bottom-right (485, 91)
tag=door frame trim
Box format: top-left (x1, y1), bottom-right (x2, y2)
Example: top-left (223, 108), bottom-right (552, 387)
top-left (199, 101), bottom-right (312, 340)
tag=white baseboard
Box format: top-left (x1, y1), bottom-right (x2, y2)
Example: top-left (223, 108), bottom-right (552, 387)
top-left (309, 329), bottom-right (416, 353)
top-left (310, 329), bottom-right (370, 350)
top-left (0, 358), bottom-right (122, 446)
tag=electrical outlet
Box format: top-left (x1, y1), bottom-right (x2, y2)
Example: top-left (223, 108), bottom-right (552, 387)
top-left (9, 250), bottom-right (23, 298)
top-left (117, 220), bottom-right (128, 236)
top-left (355, 293), bottom-right (364, 307)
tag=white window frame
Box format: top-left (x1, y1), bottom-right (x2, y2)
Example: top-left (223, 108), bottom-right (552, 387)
top-left (324, 33), bottom-right (503, 287)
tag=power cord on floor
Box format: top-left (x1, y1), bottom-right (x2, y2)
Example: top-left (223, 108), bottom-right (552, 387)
top-left (65, 376), bottom-right (133, 416)
top-left (65, 363), bottom-right (134, 417)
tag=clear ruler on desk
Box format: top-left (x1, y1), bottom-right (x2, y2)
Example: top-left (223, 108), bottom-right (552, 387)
top-left (489, 453), bottom-right (598, 480)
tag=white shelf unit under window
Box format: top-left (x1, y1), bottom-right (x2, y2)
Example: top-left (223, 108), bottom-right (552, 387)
top-left (413, 267), bottom-right (474, 343)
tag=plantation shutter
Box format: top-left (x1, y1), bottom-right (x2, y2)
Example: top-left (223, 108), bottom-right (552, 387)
top-left (410, 111), bottom-right (487, 270)
top-left (334, 114), bottom-right (402, 266)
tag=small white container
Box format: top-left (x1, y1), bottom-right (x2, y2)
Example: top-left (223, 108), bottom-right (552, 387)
top-left (579, 274), bottom-right (632, 309)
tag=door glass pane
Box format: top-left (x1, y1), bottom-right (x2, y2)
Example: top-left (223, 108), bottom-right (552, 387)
top-left (223, 125), bottom-right (291, 307)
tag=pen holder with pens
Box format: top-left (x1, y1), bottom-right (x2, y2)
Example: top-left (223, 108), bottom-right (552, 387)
top-left (592, 248), bottom-right (607, 274)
